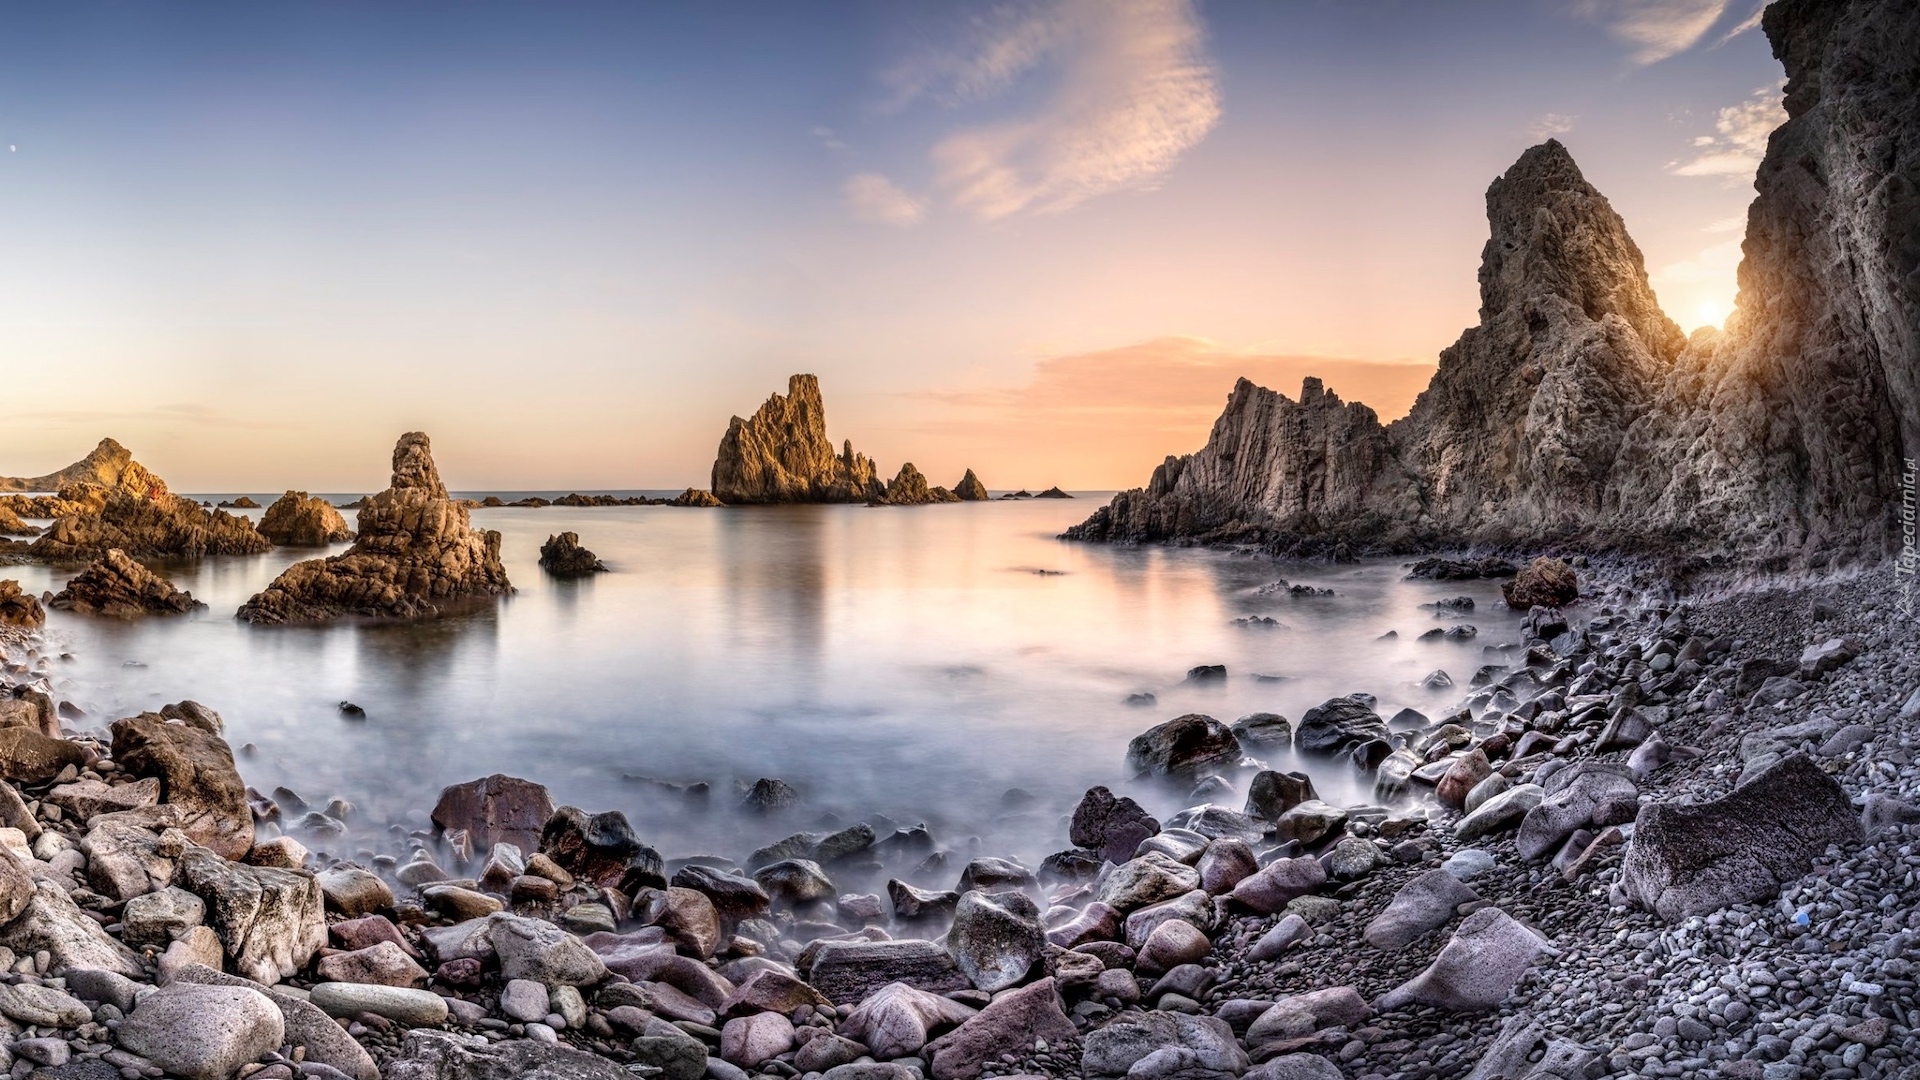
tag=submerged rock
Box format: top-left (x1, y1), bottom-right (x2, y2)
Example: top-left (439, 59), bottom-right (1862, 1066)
top-left (237, 432), bottom-right (512, 623)
top-left (257, 491), bottom-right (353, 546)
top-left (50, 549), bottom-right (205, 616)
top-left (711, 374), bottom-right (884, 504)
top-left (538, 532), bottom-right (608, 577)
top-left (670, 487), bottom-right (724, 507)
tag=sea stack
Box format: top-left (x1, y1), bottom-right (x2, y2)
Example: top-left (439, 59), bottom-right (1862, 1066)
top-left (237, 433), bottom-right (512, 623)
top-left (955, 469), bottom-right (989, 501)
top-left (1, 440), bottom-right (269, 560)
top-left (710, 374), bottom-right (884, 504)
top-left (258, 491), bottom-right (354, 546)
top-left (878, 463), bottom-right (961, 505)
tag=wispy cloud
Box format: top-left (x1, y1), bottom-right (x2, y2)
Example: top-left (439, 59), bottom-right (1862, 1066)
top-left (1573, 0), bottom-right (1730, 64)
top-left (872, 0), bottom-right (1221, 222)
top-left (1671, 83), bottom-right (1785, 184)
top-left (1713, 1), bottom-right (1766, 46)
top-left (843, 173), bottom-right (928, 226)
top-left (1529, 113), bottom-right (1578, 139)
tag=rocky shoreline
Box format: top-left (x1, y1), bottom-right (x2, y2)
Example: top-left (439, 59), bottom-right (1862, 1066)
top-left (0, 552), bottom-right (1908, 1080)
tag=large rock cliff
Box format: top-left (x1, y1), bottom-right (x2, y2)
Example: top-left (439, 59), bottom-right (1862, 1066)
top-left (0, 438), bottom-right (140, 493)
top-left (711, 375), bottom-right (884, 504)
top-left (1071, 0), bottom-right (1918, 566)
top-left (237, 433), bottom-right (512, 623)
top-left (1, 443), bottom-right (269, 561)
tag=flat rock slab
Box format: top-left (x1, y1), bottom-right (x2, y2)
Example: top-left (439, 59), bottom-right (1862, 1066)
top-left (804, 939), bottom-right (969, 1005)
top-left (1620, 753), bottom-right (1861, 921)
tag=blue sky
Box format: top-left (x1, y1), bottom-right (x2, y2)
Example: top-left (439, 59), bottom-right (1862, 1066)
top-left (0, 0), bottom-right (1785, 489)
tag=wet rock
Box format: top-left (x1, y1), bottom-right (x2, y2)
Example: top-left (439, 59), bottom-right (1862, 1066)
top-left (947, 890), bottom-right (1045, 993)
top-left (237, 432), bottom-right (512, 622)
top-left (1231, 713), bottom-right (1292, 748)
top-left (541, 805), bottom-right (663, 890)
top-left (111, 711), bottom-right (252, 860)
top-left (257, 491), bottom-right (353, 546)
top-left (878, 462), bottom-right (962, 505)
top-left (1246, 1054), bottom-right (1343, 1080)
top-left (1363, 869), bottom-right (1480, 949)
top-left (1501, 558), bottom-right (1577, 609)
top-left (48, 549), bottom-right (205, 616)
top-left (1044, 901), bottom-right (1121, 949)
top-left (1244, 771), bottom-right (1316, 821)
top-left (1374, 907), bottom-right (1555, 1012)
top-left (1292, 696), bottom-right (1390, 762)
top-left (671, 864), bottom-right (771, 922)
top-left (641, 886), bottom-right (723, 957)
top-left (1246, 914), bottom-right (1310, 961)
top-left (804, 939), bottom-right (969, 1004)
top-left (115, 981), bottom-right (286, 1080)
top-left (957, 856), bottom-right (1036, 894)
top-left (431, 774), bottom-right (555, 853)
top-left (1071, 786), bottom-right (1162, 865)
top-left (1126, 714), bottom-right (1242, 777)
top-left (1196, 838), bottom-right (1258, 894)
top-left (754, 858), bottom-right (835, 906)
top-left (1435, 750), bottom-right (1492, 811)
top-left (538, 532), bottom-right (608, 577)
top-left (317, 865), bottom-right (394, 918)
top-left (720, 967), bottom-right (829, 1018)
top-left (1136, 918), bottom-right (1211, 975)
top-left (922, 977), bottom-right (1076, 1080)
top-left (487, 911), bottom-right (609, 986)
top-left (1097, 853), bottom-right (1202, 912)
top-left (1271, 801), bottom-right (1346, 847)
top-left (1619, 752), bottom-right (1861, 920)
top-left (175, 845), bottom-right (327, 984)
top-left (889, 878), bottom-right (960, 921)
top-left (46, 776), bottom-right (160, 819)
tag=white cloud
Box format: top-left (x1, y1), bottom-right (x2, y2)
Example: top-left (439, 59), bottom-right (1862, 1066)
top-left (1529, 113), bottom-right (1578, 139)
top-left (843, 173), bottom-right (928, 226)
top-left (881, 0), bottom-right (1221, 222)
top-left (1672, 83), bottom-right (1786, 184)
top-left (1704, 213), bottom-right (1747, 233)
top-left (1713, 2), bottom-right (1766, 46)
top-left (1573, 0), bottom-right (1729, 64)
top-left (1653, 239), bottom-right (1744, 286)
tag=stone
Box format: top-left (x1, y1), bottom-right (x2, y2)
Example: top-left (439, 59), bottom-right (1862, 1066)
top-left (1231, 713), bottom-right (1293, 748)
top-left (1620, 753), bottom-right (1861, 920)
top-left (1291, 696), bottom-right (1390, 761)
top-left (754, 858), bottom-right (836, 905)
top-left (946, 890), bottom-right (1045, 993)
top-left (878, 463), bottom-right (963, 505)
top-left (1363, 869), bottom-right (1480, 949)
top-left (1799, 636), bottom-right (1863, 679)
top-left (1082, 1011), bottom-right (1248, 1080)
top-left (922, 978), bottom-right (1076, 1080)
top-left (159, 925), bottom-right (226, 981)
top-left (1125, 715), bottom-right (1242, 777)
top-left (49, 549), bottom-right (205, 615)
top-left (720, 967), bottom-right (828, 1017)
top-left (499, 977), bottom-right (550, 1022)
top-left (1516, 763), bottom-right (1637, 862)
top-left (954, 469), bottom-right (990, 501)
top-left (0, 580), bottom-right (46, 627)
top-left (237, 432), bottom-right (512, 622)
top-left (1244, 771), bottom-right (1316, 821)
top-left (1454, 784), bottom-right (1544, 841)
top-left (0, 982), bottom-right (91, 1026)
top-left (711, 375), bottom-right (885, 504)
top-left (46, 776), bottom-right (161, 820)
top-left (248, 835), bottom-right (309, 869)
top-left (431, 774), bottom-right (555, 853)
top-left (1070, 787), bottom-right (1162, 865)
top-left (1271, 801), bottom-right (1346, 847)
top-left (1044, 901), bottom-right (1121, 949)
top-left (0, 879), bottom-right (143, 976)
top-left (1246, 987), bottom-right (1371, 1044)
top-left (1374, 907), bottom-right (1555, 1012)
top-left (309, 981), bottom-right (451, 1025)
top-left (178, 962), bottom-right (382, 1080)
top-left (1097, 853), bottom-right (1202, 913)
top-left (541, 805), bottom-right (662, 891)
top-left (670, 864), bottom-right (771, 921)
top-left (257, 491), bottom-right (353, 545)
top-left (1229, 858), bottom-right (1326, 914)
top-left (643, 886), bottom-right (723, 957)
top-left (422, 884), bottom-right (503, 920)
top-left (175, 845), bottom-right (327, 984)
top-left (1246, 914), bottom-right (1311, 961)
top-left (486, 911), bottom-right (606, 985)
top-left (1246, 1055), bottom-right (1343, 1080)
top-left (115, 982), bottom-right (286, 1080)
top-left (720, 1011), bottom-right (795, 1068)
top-left (111, 712), bottom-right (252, 860)
top-left (1196, 838), bottom-right (1258, 894)
top-left (316, 940), bottom-right (430, 987)
top-left (1501, 559), bottom-right (1577, 609)
top-left (1136, 918), bottom-right (1211, 975)
top-left (18, 441), bottom-right (270, 561)
top-left (957, 855), bottom-right (1036, 893)
top-left (1435, 750), bottom-right (1492, 811)
top-left (539, 532), bottom-right (608, 577)
top-left (805, 939), bottom-right (969, 1004)
top-left (120, 885), bottom-right (205, 950)
top-left (0, 728), bottom-right (91, 784)
top-left (385, 1028), bottom-right (633, 1080)
top-left (889, 878), bottom-right (960, 921)
top-left (317, 865), bottom-right (394, 917)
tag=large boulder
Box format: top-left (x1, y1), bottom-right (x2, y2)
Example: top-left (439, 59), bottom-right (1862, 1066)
top-left (922, 977), bottom-right (1076, 1080)
top-left (170, 962), bottom-right (380, 1080)
top-left (175, 846), bottom-right (327, 984)
top-left (257, 491), bottom-right (353, 546)
top-left (431, 774), bottom-right (555, 853)
top-left (0, 728), bottom-right (90, 783)
top-left (487, 911), bottom-right (609, 986)
top-left (954, 470), bottom-right (990, 501)
top-left (111, 711), bottom-right (252, 860)
top-left (1096, 853), bottom-right (1202, 912)
top-left (1515, 762), bottom-right (1637, 862)
top-left (1375, 907), bottom-right (1554, 1012)
top-left (841, 981), bottom-right (978, 1058)
top-left (1126, 715), bottom-right (1242, 777)
top-left (21, 442), bottom-right (270, 561)
top-left (1292, 696), bottom-right (1390, 764)
top-left (539, 532), bottom-right (608, 577)
top-left (49, 549), bottom-right (204, 615)
top-left (804, 939), bottom-right (969, 1005)
top-left (115, 981), bottom-right (286, 1080)
top-left (0, 879), bottom-right (143, 976)
top-left (945, 890), bottom-right (1045, 993)
top-left (1070, 786), bottom-right (1162, 864)
top-left (541, 806), bottom-right (664, 891)
top-left (1619, 753), bottom-right (1861, 921)
top-left (878, 463), bottom-right (962, 505)
top-left (0, 580), bottom-right (45, 628)
top-left (237, 432), bottom-right (512, 622)
top-left (1501, 558), bottom-right (1578, 609)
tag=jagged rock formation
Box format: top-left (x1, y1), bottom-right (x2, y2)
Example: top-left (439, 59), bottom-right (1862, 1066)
top-left (0, 507), bottom-right (35, 537)
top-left (237, 433), bottom-right (512, 624)
top-left (2, 440), bottom-right (268, 560)
top-left (670, 488), bottom-right (723, 507)
top-left (257, 492), bottom-right (353, 547)
top-left (0, 438), bottom-right (141, 493)
top-left (955, 470), bottom-right (989, 501)
top-left (878, 464), bottom-right (961, 506)
top-left (1071, 0), bottom-right (1919, 567)
top-left (538, 533), bottom-right (607, 577)
top-left (711, 375), bottom-right (884, 504)
top-left (50, 550), bottom-right (205, 616)
top-left (0, 581), bottom-right (44, 629)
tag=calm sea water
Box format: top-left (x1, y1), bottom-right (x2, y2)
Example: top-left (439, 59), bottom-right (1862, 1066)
top-left (7, 495), bottom-right (1524, 867)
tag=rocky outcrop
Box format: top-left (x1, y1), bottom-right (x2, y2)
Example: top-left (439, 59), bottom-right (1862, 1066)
top-left (257, 492), bottom-right (353, 546)
top-left (1502, 557), bottom-right (1578, 609)
top-left (670, 488), bottom-right (724, 507)
top-left (711, 375), bottom-right (884, 504)
top-left (5, 444), bottom-right (269, 561)
top-left (1071, 0), bottom-right (1920, 566)
top-left (0, 506), bottom-right (36, 537)
top-left (877, 464), bottom-right (961, 506)
top-left (954, 470), bottom-right (989, 501)
top-left (0, 437), bottom-right (142, 493)
top-left (50, 550), bottom-right (205, 616)
top-left (539, 533), bottom-right (607, 577)
top-left (0, 581), bottom-right (44, 629)
top-left (237, 433), bottom-right (512, 624)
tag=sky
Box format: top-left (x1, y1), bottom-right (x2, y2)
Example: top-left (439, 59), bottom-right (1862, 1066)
top-left (0, 0), bottom-right (1787, 492)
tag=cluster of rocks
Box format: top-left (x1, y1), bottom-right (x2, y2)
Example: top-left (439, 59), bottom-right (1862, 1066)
top-left (237, 434), bottom-right (513, 624)
top-left (48, 551), bottom-right (204, 617)
top-left (257, 495), bottom-right (353, 548)
top-left (0, 443), bottom-right (270, 563)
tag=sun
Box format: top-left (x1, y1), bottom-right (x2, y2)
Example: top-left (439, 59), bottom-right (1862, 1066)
top-left (1695, 299), bottom-right (1727, 330)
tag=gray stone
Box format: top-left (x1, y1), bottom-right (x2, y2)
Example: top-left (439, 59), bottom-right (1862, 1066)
top-left (946, 889), bottom-right (1045, 994)
top-left (1374, 907), bottom-right (1555, 1012)
top-left (308, 981), bottom-right (451, 1026)
top-left (115, 981), bottom-right (286, 1080)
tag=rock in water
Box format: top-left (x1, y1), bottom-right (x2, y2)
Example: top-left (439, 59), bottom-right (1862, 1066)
top-left (1125, 714), bottom-right (1242, 777)
top-left (711, 374), bottom-right (884, 504)
top-left (10, 440), bottom-right (269, 560)
top-left (670, 487), bottom-right (724, 507)
top-left (1502, 557), bottom-right (1577, 609)
top-left (1069, 0), bottom-right (1920, 568)
top-left (0, 506), bottom-right (36, 538)
top-left (257, 490), bottom-right (353, 546)
top-left (878, 463), bottom-right (962, 505)
top-left (1620, 753), bottom-right (1861, 921)
top-left (539, 532), bottom-right (608, 577)
top-left (954, 469), bottom-right (989, 501)
top-left (49, 549), bottom-right (205, 616)
top-left (0, 580), bottom-right (45, 628)
top-left (237, 432), bottom-right (512, 623)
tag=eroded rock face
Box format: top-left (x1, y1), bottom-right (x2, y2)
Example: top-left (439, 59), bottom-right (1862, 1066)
top-left (237, 433), bottom-right (512, 623)
top-left (12, 444), bottom-right (269, 561)
top-left (0, 580), bottom-right (45, 629)
top-left (175, 845), bottom-right (328, 984)
top-left (111, 711), bottom-right (252, 860)
top-left (0, 438), bottom-right (144, 493)
top-left (711, 375), bottom-right (884, 504)
top-left (257, 491), bottom-right (353, 546)
top-left (50, 550), bottom-right (205, 616)
top-left (954, 470), bottom-right (989, 501)
top-left (1069, 0), bottom-right (1920, 567)
top-left (878, 464), bottom-right (961, 506)
top-left (539, 533), bottom-right (607, 577)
